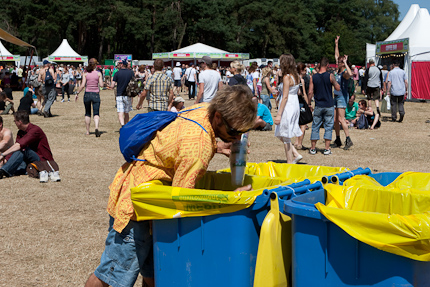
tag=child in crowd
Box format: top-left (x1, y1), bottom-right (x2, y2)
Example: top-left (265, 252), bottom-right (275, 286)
top-left (170, 96), bottom-right (185, 113)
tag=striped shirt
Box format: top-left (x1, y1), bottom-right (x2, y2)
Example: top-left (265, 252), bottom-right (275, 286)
top-left (144, 71), bottom-right (174, 111)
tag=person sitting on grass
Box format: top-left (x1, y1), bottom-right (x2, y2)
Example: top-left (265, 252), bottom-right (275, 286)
top-left (0, 110), bottom-right (59, 182)
top-left (0, 92), bottom-right (14, 115)
top-left (252, 96), bottom-right (273, 131)
top-left (345, 95), bottom-right (359, 127)
top-left (356, 100), bottom-right (381, 130)
top-left (18, 87), bottom-right (39, 115)
top-left (170, 96), bottom-right (185, 113)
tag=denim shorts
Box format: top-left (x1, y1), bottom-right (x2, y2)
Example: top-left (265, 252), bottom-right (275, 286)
top-left (84, 92), bottom-right (101, 117)
top-left (94, 217), bottom-right (154, 287)
top-left (260, 94), bottom-right (272, 111)
top-left (334, 94), bottom-right (347, 109)
top-left (310, 106), bottom-right (335, 141)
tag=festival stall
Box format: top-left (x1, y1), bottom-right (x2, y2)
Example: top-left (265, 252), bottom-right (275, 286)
top-left (374, 5), bottom-right (430, 100)
top-left (0, 41), bottom-right (20, 66)
top-left (152, 43), bottom-right (249, 67)
top-left (47, 39), bottom-right (88, 65)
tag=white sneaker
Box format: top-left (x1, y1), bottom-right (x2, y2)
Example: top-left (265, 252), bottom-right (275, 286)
top-left (49, 171), bottom-right (61, 182)
top-left (61, 99), bottom-right (65, 102)
top-left (292, 154), bottom-right (303, 164)
top-left (39, 171), bottom-right (49, 183)
top-left (323, 149), bottom-right (332, 155)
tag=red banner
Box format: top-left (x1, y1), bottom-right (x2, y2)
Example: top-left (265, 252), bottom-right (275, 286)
top-left (225, 54), bottom-right (239, 58)
top-left (380, 43), bottom-right (404, 53)
top-left (173, 53), bottom-right (191, 57)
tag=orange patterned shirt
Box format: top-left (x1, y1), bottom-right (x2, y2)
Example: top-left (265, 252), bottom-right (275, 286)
top-left (107, 103), bottom-right (217, 232)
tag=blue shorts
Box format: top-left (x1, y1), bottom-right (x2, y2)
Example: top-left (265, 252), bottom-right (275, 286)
top-left (174, 80), bottom-right (181, 87)
top-left (94, 217), bottom-right (154, 287)
top-left (334, 94), bottom-right (347, 109)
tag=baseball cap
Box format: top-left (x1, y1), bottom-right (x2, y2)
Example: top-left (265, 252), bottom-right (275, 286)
top-left (352, 65), bottom-right (356, 68)
top-left (176, 62), bottom-right (181, 67)
top-left (199, 56), bottom-right (212, 65)
top-left (42, 60), bottom-right (50, 65)
top-left (174, 96), bottom-right (185, 103)
top-left (122, 59), bottom-right (128, 66)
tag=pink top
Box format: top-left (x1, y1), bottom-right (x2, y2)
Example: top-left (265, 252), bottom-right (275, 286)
top-left (85, 70), bottom-right (100, 93)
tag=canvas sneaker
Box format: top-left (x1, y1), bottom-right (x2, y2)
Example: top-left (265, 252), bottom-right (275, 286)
top-left (309, 149), bottom-right (317, 155)
top-left (49, 171), bottom-right (61, 182)
top-left (39, 171), bottom-right (49, 183)
top-left (323, 149), bottom-right (332, 155)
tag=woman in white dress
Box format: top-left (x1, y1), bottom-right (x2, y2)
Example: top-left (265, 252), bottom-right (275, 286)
top-left (274, 54), bottom-right (303, 164)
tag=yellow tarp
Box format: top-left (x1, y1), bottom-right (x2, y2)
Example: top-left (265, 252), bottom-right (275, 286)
top-left (316, 172), bottom-right (430, 261)
top-left (131, 163), bottom-right (348, 221)
top-left (254, 193), bottom-right (291, 287)
top-left (218, 161), bottom-right (348, 184)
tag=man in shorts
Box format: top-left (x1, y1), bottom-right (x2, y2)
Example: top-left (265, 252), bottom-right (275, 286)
top-left (111, 60), bottom-right (134, 126)
top-left (332, 36), bottom-right (353, 150)
top-left (84, 85), bottom-right (257, 287)
top-left (172, 62), bottom-right (182, 96)
top-left (363, 59), bottom-right (383, 116)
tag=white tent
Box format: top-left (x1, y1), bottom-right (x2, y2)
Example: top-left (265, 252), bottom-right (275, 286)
top-left (48, 39), bottom-right (88, 64)
top-left (374, 4), bottom-right (430, 100)
top-left (366, 43), bottom-right (376, 63)
top-left (385, 4), bottom-right (420, 41)
top-left (172, 43), bottom-right (229, 54)
top-left (153, 42), bottom-right (249, 65)
top-left (0, 40), bottom-right (20, 65)
top-left (398, 8), bottom-right (430, 61)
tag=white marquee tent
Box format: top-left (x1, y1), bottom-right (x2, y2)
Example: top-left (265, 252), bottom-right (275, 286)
top-left (47, 39), bottom-right (88, 64)
top-left (0, 40), bottom-right (20, 65)
top-left (153, 42), bottom-right (249, 66)
top-left (371, 4), bottom-right (430, 100)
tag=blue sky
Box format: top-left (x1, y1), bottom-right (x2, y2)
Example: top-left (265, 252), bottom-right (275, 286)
top-left (394, 0), bottom-right (430, 20)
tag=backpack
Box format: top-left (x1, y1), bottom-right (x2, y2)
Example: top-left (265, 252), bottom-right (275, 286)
top-left (119, 107), bottom-right (207, 162)
top-left (126, 76), bottom-right (140, 97)
top-left (45, 69), bottom-right (54, 85)
top-left (357, 114), bottom-right (369, 129)
top-left (29, 74), bottom-right (41, 88)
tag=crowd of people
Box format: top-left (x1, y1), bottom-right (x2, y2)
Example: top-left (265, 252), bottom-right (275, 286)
top-left (0, 35), bottom-right (411, 287)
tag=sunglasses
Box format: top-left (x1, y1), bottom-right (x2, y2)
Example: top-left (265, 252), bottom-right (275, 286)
top-left (221, 116), bottom-right (250, 137)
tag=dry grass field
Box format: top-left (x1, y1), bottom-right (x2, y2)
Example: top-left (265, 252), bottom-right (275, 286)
top-left (0, 88), bottom-right (429, 286)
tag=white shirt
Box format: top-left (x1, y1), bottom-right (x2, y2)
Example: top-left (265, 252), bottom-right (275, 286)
top-left (199, 69), bottom-right (222, 102)
top-left (226, 70), bottom-right (232, 77)
top-left (173, 67), bottom-right (182, 80)
top-left (185, 67), bottom-right (196, 82)
top-left (252, 71), bottom-right (260, 86)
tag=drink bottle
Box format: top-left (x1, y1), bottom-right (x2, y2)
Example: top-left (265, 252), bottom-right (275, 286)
top-left (229, 132), bottom-right (249, 187)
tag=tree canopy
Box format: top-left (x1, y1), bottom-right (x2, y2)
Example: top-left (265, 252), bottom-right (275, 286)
top-left (0, 0), bottom-right (399, 65)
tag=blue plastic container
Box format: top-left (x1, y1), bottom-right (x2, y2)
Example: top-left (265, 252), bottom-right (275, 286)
top-left (152, 177), bottom-right (323, 287)
top-left (284, 172), bottom-right (430, 287)
top-left (153, 192), bottom-right (270, 287)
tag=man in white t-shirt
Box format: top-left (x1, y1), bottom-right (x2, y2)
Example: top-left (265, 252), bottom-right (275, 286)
top-left (185, 64), bottom-right (197, 99)
top-left (195, 56), bottom-right (222, 103)
top-left (172, 62), bottom-right (182, 96)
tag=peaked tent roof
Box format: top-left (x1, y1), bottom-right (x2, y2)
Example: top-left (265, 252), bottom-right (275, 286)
top-left (398, 8), bottom-right (430, 51)
top-left (385, 4), bottom-right (420, 41)
top-left (50, 39), bottom-right (82, 57)
top-left (0, 41), bottom-right (13, 56)
top-left (171, 43), bottom-right (229, 54)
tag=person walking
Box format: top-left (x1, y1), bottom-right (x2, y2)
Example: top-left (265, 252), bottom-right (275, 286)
top-left (363, 59), bottom-right (383, 115)
top-left (110, 60), bottom-right (134, 127)
top-left (386, 61), bottom-right (407, 122)
top-left (76, 58), bottom-right (104, 137)
top-left (61, 69), bottom-right (70, 102)
top-left (195, 56), bottom-right (222, 104)
top-left (136, 59), bottom-right (174, 112)
top-left (185, 64), bottom-right (197, 100)
top-left (38, 60), bottom-right (56, 118)
top-left (172, 62), bottom-right (182, 96)
top-left (274, 54), bottom-right (303, 164)
top-left (308, 57), bottom-right (341, 155)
